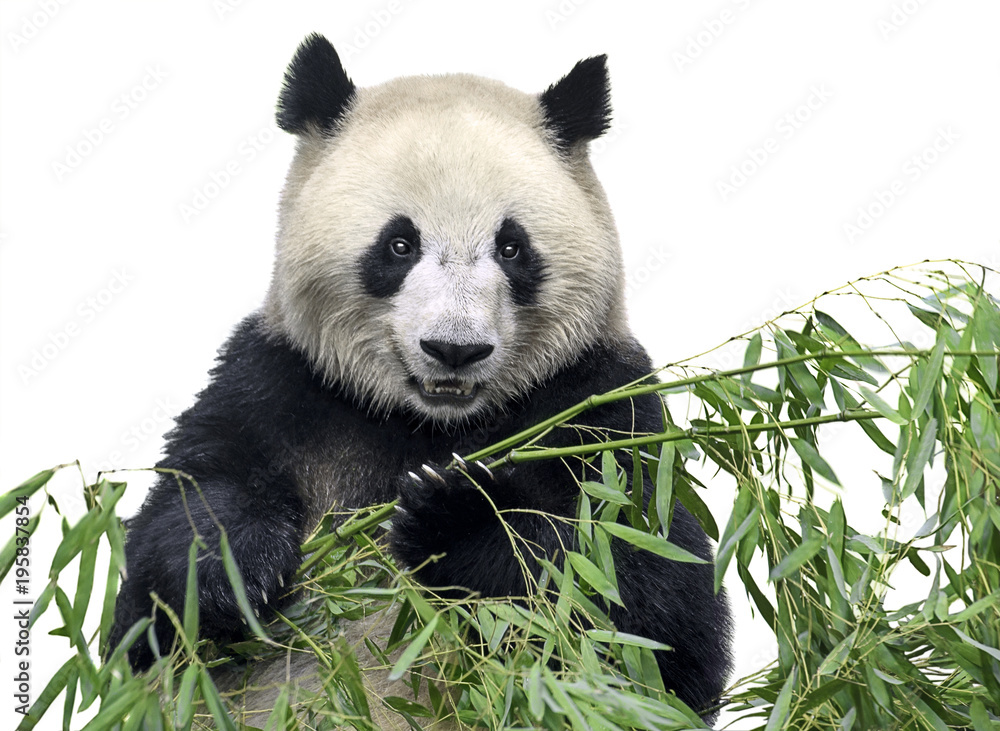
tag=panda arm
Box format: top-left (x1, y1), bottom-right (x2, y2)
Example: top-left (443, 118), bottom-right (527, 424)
top-left (109, 316), bottom-right (310, 670)
top-left (392, 336), bottom-right (668, 592)
top-left (391, 338), bottom-right (732, 715)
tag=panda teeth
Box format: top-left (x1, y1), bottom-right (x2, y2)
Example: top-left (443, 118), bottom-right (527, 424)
top-left (421, 379), bottom-right (474, 397)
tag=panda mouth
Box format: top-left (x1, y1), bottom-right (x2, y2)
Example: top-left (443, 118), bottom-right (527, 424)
top-left (417, 378), bottom-right (478, 401)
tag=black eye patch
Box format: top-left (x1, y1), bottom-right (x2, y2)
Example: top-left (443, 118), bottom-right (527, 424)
top-left (359, 215), bottom-right (422, 298)
top-left (495, 218), bottom-right (545, 306)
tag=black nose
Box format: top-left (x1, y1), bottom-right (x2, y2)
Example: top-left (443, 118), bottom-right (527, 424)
top-left (420, 340), bottom-right (494, 369)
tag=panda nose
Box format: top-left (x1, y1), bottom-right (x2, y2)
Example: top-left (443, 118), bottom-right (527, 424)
top-left (420, 340), bottom-right (494, 369)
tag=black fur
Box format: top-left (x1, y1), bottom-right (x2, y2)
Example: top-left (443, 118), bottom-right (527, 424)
top-left (495, 217), bottom-right (545, 306)
top-left (358, 215), bottom-right (422, 299)
top-left (539, 55), bottom-right (613, 150)
top-left (276, 33), bottom-right (356, 135)
top-left (109, 315), bottom-right (732, 720)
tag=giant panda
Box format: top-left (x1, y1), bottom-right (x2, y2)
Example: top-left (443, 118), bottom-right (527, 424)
top-left (109, 33), bottom-right (733, 725)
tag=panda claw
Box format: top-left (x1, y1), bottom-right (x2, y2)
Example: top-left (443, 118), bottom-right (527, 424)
top-left (261, 589), bottom-right (268, 605)
top-left (407, 470), bottom-right (425, 486)
top-left (474, 461), bottom-right (495, 481)
top-left (277, 574), bottom-right (285, 589)
top-left (421, 464), bottom-right (446, 485)
top-left (452, 452), bottom-right (469, 470)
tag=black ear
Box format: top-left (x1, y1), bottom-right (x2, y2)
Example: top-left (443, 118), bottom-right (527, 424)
top-left (539, 55), bottom-right (612, 151)
top-left (276, 33), bottom-right (356, 136)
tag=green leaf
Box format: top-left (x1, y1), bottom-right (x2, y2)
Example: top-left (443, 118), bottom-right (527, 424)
top-left (969, 698), bottom-right (992, 731)
top-left (601, 450), bottom-right (620, 491)
top-left (0, 468), bottom-right (55, 518)
top-left (0, 511), bottom-right (40, 583)
top-left (585, 630), bottom-right (671, 651)
top-left (860, 387), bottom-right (908, 425)
top-left (525, 663), bottom-right (545, 721)
top-left (654, 442), bottom-right (675, 536)
top-left (817, 629), bottom-right (858, 675)
top-left (742, 333), bottom-right (763, 383)
top-left (901, 418), bottom-right (937, 500)
top-left (764, 665), bottom-right (797, 731)
top-left (219, 531), bottom-right (266, 640)
top-left (182, 540), bottom-right (200, 643)
top-left (857, 417), bottom-right (896, 455)
top-left (600, 523), bottom-right (708, 564)
top-left (15, 657), bottom-right (76, 731)
top-left (389, 614), bottom-right (439, 681)
top-left (579, 480), bottom-right (631, 506)
top-left (715, 488), bottom-right (758, 594)
top-left (790, 438), bottom-right (841, 486)
top-left (567, 551), bottom-right (623, 606)
top-left (952, 627), bottom-right (1000, 662)
top-left (911, 335), bottom-right (946, 418)
top-left (198, 670), bottom-right (238, 731)
top-left (769, 533), bottom-right (824, 582)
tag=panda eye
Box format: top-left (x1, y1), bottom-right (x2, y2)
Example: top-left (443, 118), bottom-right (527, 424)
top-left (389, 238), bottom-right (413, 257)
top-left (498, 242), bottom-right (520, 260)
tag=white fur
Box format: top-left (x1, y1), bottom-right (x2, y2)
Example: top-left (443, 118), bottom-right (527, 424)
top-left (264, 72), bottom-right (628, 423)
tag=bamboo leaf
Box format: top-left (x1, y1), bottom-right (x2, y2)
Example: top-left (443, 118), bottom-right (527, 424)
top-left (901, 418), bottom-right (937, 500)
top-left (182, 539), bottom-right (200, 643)
top-left (715, 491), bottom-right (758, 594)
top-left (860, 387), bottom-right (907, 425)
top-left (585, 630), bottom-right (671, 651)
top-left (600, 523), bottom-right (708, 564)
top-left (1, 468), bottom-right (55, 518)
top-left (389, 614), bottom-right (439, 681)
top-left (764, 666), bottom-right (797, 731)
top-left (911, 335), bottom-right (946, 418)
top-left (742, 333), bottom-right (762, 383)
top-left (219, 531), bottom-right (267, 640)
top-left (770, 533), bottom-right (825, 582)
top-left (654, 442), bottom-right (675, 536)
top-left (790, 438), bottom-right (841, 486)
top-left (567, 551), bottom-right (623, 606)
top-left (579, 481), bottom-right (631, 506)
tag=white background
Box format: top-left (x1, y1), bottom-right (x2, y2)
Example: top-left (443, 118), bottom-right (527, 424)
top-left (1, 1), bottom-right (998, 728)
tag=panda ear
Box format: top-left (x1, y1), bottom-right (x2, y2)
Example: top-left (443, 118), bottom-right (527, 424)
top-left (539, 55), bottom-right (612, 151)
top-left (276, 33), bottom-right (357, 136)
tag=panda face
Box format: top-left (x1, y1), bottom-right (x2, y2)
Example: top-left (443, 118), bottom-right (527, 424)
top-left (265, 38), bottom-right (629, 423)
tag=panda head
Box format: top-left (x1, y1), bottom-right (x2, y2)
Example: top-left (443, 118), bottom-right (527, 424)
top-left (264, 34), bottom-right (629, 424)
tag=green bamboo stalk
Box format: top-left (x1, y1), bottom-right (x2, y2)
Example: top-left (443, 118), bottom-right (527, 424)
top-left (463, 348), bottom-right (990, 464)
top-left (492, 409), bottom-right (882, 466)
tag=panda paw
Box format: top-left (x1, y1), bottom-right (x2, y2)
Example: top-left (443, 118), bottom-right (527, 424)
top-left (391, 458), bottom-right (500, 570)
